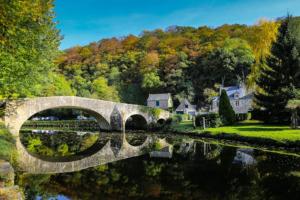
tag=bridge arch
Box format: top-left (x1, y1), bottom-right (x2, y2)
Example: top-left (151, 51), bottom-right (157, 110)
top-left (5, 96), bottom-right (115, 136)
top-left (21, 106), bottom-right (111, 131)
top-left (4, 96), bottom-right (170, 173)
top-left (125, 114), bottom-right (148, 130)
top-left (157, 118), bottom-right (166, 125)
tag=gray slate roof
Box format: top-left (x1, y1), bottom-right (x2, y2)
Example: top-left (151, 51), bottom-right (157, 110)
top-left (147, 93), bottom-right (171, 101)
top-left (239, 93), bottom-right (254, 100)
top-left (175, 99), bottom-right (196, 111)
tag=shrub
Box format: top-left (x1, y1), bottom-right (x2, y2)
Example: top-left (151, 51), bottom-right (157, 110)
top-left (148, 122), bottom-right (164, 131)
top-left (165, 118), bottom-right (173, 125)
top-left (172, 114), bottom-right (191, 123)
top-left (236, 113), bottom-right (251, 121)
top-left (172, 114), bottom-right (183, 123)
top-left (0, 123), bottom-right (16, 162)
top-left (195, 113), bottom-right (222, 128)
top-left (219, 90), bottom-right (236, 125)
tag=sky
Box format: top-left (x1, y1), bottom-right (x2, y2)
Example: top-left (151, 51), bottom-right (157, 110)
top-left (54, 0), bottom-right (300, 49)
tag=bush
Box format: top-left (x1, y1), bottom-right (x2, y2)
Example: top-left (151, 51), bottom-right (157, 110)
top-left (251, 108), bottom-right (291, 124)
top-left (148, 122), bottom-right (164, 131)
top-left (0, 123), bottom-right (16, 162)
top-left (165, 118), bottom-right (173, 125)
top-left (195, 113), bottom-right (222, 128)
top-left (219, 90), bottom-right (236, 125)
top-left (236, 113), bottom-right (251, 121)
top-left (172, 114), bottom-right (191, 123)
top-left (172, 114), bottom-right (183, 123)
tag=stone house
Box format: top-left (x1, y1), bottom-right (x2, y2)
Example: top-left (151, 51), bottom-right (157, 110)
top-left (147, 93), bottom-right (173, 110)
top-left (175, 98), bottom-right (197, 116)
top-left (210, 84), bottom-right (253, 114)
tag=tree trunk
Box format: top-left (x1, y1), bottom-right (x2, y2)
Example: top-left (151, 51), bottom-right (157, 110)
top-left (291, 110), bottom-right (298, 129)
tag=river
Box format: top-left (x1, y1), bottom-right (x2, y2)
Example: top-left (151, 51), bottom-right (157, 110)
top-left (17, 129), bottom-right (300, 200)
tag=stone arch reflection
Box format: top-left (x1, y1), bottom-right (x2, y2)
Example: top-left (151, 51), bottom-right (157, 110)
top-left (19, 107), bottom-right (111, 162)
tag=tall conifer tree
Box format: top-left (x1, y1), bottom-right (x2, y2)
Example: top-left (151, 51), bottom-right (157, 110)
top-left (219, 90), bottom-right (236, 125)
top-left (255, 16), bottom-right (300, 123)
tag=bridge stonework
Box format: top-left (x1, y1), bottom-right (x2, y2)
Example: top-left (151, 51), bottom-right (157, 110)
top-left (4, 96), bottom-right (170, 135)
top-left (3, 96), bottom-right (170, 173)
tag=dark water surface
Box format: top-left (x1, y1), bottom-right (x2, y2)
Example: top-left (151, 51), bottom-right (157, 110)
top-left (17, 131), bottom-right (300, 200)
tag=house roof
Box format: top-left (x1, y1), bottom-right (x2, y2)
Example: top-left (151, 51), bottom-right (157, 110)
top-left (212, 84), bottom-right (248, 101)
top-left (147, 93), bottom-right (171, 101)
top-left (223, 86), bottom-right (242, 98)
top-left (239, 93), bottom-right (254, 100)
top-left (175, 98), bottom-right (197, 111)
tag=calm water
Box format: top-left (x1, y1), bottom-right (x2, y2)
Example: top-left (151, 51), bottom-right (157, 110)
top-left (17, 130), bottom-right (300, 200)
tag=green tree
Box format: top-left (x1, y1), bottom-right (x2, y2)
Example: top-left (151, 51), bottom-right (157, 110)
top-left (142, 72), bottom-right (162, 89)
top-left (41, 73), bottom-right (75, 96)
top-left (255, 16), bottom-right (299, 123)
top-left (219, 90), bottom-right (236, 125)
top-left (223, 38), bottom-right (255, 83)
top-left (286, 89), bottom-right (300, 129)
top-left (0, 0), bottom-right (60, 99)
top-left (91, 77), bottom-right (119, 101)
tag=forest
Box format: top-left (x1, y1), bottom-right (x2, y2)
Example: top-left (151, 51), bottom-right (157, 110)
top-left (0, 0), bottom-right (300, 123)
top-left (55, 21), bottom-right (279, 107)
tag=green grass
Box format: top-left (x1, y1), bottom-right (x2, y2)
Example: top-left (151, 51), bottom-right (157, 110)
top-left (0, 123), bottom-right (16, 161)
top-left (170, 120), bottom-right (300, 143)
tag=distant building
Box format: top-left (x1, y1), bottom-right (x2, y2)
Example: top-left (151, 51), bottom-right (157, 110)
top-left (210, 83), bottom-right (253, 114)
top-left (147, 93), bottom-right (173, 110)
top-left (175, 98), bottom-right (197, 116)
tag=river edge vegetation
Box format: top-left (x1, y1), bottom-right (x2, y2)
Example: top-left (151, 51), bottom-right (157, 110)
top-left (169, 120), bottom-right (300, 148)
top-left (0, 123), bottom-right (16, 163)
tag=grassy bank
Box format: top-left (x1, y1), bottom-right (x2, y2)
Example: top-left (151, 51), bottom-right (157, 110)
top-left (0, 123), bottom-right (16, 162)
top-left (169, 120), bottom-right (300, 147)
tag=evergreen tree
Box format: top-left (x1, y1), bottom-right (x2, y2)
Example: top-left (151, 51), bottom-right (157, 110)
top-left (255, 16), bottom-right (300, 123)
top-left (219, 90), bottom-right (236, 125)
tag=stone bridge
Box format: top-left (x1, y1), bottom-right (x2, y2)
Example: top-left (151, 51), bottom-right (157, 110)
top-left (3, 96), bottom-right (170, 173)
top-left (4, 96), bottom-right (170, 135)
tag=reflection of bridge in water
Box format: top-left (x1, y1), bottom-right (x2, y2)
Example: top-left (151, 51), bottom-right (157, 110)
top-left (16, 134), bottom-right (155, 174)
top-left (3, 96), bottom-right (170, 174)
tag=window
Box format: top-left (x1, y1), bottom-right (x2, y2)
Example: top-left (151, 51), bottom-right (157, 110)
top-left (156, 101), bottom-right (160, 107)
top-left (236, 100), bottom-right (239, 107)
top-left (234, 93), bottom-right (239, 99)
top-left (185, 104), bottom-right (188, 108)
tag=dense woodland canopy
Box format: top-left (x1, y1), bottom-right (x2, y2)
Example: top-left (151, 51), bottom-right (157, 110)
top-left (55, 20), bottom-right (279, 106)
top-left (2, 0), bottom-right (300, 115)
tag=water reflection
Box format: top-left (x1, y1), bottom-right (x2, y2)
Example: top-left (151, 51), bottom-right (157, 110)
top-left (20, 130), bottom-right (101, 160)
top-left (18, 138), bottom-right (300, 200)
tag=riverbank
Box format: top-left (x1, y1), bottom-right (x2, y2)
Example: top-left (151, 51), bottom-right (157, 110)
top-left (0, 123), bottom-right (16, 162)
top-left (169, 120), bottom-right (300, 149)
top-left (0, 160), bottom-right (23, 200)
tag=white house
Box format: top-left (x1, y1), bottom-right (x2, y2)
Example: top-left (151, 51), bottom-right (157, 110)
top-left (175, 98), bottom-right (197, 116)
top-left (210, 84), bottom-right (253, 114)
top-left (147, 93), bottom-right (173, 110)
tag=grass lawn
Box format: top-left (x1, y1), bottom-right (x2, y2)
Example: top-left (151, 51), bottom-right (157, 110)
top-left (170, 120), bottom-right (300, 143)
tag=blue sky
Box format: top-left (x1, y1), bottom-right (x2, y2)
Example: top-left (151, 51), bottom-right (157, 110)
top-left (55, 0), bottom-right (300, 49)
